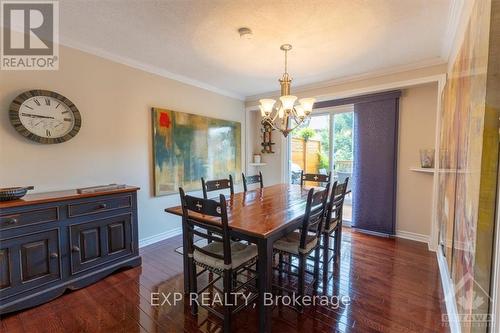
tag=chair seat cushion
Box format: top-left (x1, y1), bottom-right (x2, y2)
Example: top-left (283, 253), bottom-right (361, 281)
top-left (193, 241), bottom-right (257, 270)
top-left (273, 232), bottom-right (318, 255)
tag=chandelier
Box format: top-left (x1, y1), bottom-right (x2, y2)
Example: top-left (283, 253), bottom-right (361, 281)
top-left (259, 44), bottom-right (315, 137)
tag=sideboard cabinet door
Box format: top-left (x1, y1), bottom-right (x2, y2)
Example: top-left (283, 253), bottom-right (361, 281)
top-left (69, 214), bottom-right (132, 275)
top-left (0, 229), bottom-right (61, 299)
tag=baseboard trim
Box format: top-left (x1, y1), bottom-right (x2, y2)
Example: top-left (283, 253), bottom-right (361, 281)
top-left (350, 227), bottom-right (391, 238)
top-left (396, 230), bottom-right (431, 247)
top-left (139, 227), bottom-right (182, 248)
top-left (436, 247), bottom-right (461, 333)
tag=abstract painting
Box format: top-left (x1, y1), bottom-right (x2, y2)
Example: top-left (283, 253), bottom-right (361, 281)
top-left (152, 108), bottom-right (241, 196)
top-left (437, 0), bottom-right (499, 331)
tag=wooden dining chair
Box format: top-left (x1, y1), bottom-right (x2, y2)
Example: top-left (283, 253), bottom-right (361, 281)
top-left (332, 177), bottom-right (349, 258)
top-left (179, 188), bottom-right (258, 332)
top-left (273, 184), bottom-right (329, 312)
top-left (201, 175), bottom-right (234, 199)
top-left (300, 171), bottom-right (331, 187)
top-left (322, 177), bottom-right (349, 280)
top-left (241, 172), bottom-right (263, 192)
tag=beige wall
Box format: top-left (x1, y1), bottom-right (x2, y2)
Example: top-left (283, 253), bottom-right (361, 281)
top-left (247, 82), bottom-right (438, 243)
top-left (0, 46), bottom-right (245, 243)
top-left (396, 83), bottom-right (437, 238)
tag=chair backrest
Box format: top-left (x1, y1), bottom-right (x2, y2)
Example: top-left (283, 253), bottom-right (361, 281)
top-left (299, 183), bottom-right (330, 251)
top-left (242, 171), bottom-right (263, 192)
top-left (324, 181), bottom-right (343, 231)
top-left (334, 177), bottom-right (349, 198)
top-left (201, 175), bottom-right (234, 199)
top-left (179, 188), bottom-right (232, 267)
top-left (300, 171), bottom-right (331, 187)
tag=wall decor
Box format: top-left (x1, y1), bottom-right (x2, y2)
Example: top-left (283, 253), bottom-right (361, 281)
top-left (436, 0), bottom-right (499, 330)
top-left (152, 108), bottom-right (241, 196)
top-left (419, 149), bottom-right (435, 168)
top-left (9, 90), bottom-right (82, 144)
top-left (260, 121), bottom-right (275, 153)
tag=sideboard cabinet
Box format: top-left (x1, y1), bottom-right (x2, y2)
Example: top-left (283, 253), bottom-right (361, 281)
top-left (0, 186), bottom-right (141, 314)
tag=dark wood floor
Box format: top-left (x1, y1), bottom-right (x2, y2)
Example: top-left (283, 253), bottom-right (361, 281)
top-left (1, 228), bottom-right (448, 333)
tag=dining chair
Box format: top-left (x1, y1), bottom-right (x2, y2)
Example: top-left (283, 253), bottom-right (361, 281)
top-left (201, 175), bottom-right (234, 199)
top-left (273, 184), bottom-right (329, 312)
top-left (179, 188), bottom-right (258, 332)
top-left (332, 177), bottom-right (349, 258)
top-left (322, 177), bottom-right (349, 280)
top-left (241, 172), bottom-right (263, 192)
top-left (300, 171), bottom-right (331, 187)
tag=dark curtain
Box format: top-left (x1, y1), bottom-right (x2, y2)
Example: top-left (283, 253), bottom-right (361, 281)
top-left (351, 97), bottom-right (399, 235)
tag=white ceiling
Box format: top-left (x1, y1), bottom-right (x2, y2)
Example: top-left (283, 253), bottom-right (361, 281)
top-left (59, 0), bottom-right (453, 99)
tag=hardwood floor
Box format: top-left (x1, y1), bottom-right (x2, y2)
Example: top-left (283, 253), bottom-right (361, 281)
top-left (0, 228), bottom-right (448, 333)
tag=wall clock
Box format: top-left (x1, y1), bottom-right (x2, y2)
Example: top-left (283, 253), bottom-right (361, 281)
top-left (9, 89), bottom-right (82, 144)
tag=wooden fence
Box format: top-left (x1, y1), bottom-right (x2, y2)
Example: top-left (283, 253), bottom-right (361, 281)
top-left (291, 137), bottom-right (321, 173)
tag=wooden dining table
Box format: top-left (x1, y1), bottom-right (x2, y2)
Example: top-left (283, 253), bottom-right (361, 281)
top-left (164, 183), bottom-right (317, 333)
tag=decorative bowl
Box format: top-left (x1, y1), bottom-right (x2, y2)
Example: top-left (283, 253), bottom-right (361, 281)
top-left (0, 186), bottom-right (34, 201)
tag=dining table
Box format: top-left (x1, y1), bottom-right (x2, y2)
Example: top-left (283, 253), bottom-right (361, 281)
top-left (164, 183), bottom-right (317, 333)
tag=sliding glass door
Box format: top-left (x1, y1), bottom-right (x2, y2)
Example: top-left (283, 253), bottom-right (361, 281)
top-left (289, 106), bottom-right (354, 222)
top-left (332, 111), bottom-right (353, 221)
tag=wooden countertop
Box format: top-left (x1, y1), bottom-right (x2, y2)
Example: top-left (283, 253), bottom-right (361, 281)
top-left (0, 186), bottom-right (140, 209)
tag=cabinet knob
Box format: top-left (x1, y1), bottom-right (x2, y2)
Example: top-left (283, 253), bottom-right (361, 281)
top-left (72, 246), bottom-right (81, 252)
top-left (6, 218), bottom-right (18, 225)
top-left (98, 203), bottom-right (107, 209)
top-left (50, 252), bottom-right (59, 259)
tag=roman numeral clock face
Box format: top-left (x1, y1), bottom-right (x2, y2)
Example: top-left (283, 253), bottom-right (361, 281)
top-left (9, 90), bottom-right (82, 144)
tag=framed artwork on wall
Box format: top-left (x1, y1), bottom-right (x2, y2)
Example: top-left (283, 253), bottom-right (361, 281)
top-left (152, 108), bottom-right (242, 196)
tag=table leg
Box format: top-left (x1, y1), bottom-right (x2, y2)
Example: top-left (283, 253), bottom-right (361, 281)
top-left (258, 238), bottom-right (273, 333)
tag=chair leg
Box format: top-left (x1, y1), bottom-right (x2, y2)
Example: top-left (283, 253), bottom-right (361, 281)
top-left (287, 254), bottom-right (292, 274)
top-left (188, 258), bottom-right (198, 315)
top-left (313, 246), bottom-right (321, 289)
top-left (278, 253), bottom-right (283, 275)
top-left (322, 232), bottom-right (329, 282)
top-left (334, 225), bottom-right (342, 263)
top-left (223, 269), bottom-right (233, 332)
top-left (297, 255), bottom-right (306, 313)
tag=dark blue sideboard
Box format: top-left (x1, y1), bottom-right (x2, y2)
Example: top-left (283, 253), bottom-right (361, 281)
top-left (0, 186), bottom-right (141, 314)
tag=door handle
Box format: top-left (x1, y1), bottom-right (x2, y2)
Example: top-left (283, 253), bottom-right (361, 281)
top-left (50, 252), bottom-right (59, 259)
top-left (72, 246), bottom-right (80, 252)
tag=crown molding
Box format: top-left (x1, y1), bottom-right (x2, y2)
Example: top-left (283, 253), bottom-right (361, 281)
top-left (245, 57), bottom-right (446, 102)
top-left (246, 73), bottom-right (446, 112)
top-left (58, 35), bottom-right (245, 101)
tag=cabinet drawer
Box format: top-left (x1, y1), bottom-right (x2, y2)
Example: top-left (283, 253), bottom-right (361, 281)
top-left (68, 195), bottom-right (131, 217)
top-left (0, 207), bottom-right (59, 230)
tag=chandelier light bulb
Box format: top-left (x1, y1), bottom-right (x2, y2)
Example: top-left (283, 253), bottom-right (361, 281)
top-left (259, 105), bottom-right (266, 117)
top-left (295, 105), bottom-right (305, 118)
top-left (259, 99), bottom-right (276, 116)
top-left (299, 98), bottom-right (316, 114)
top-left (279, 95), bottom-right (297, 110)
